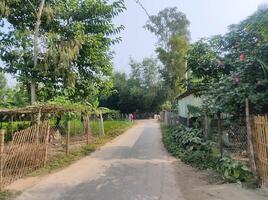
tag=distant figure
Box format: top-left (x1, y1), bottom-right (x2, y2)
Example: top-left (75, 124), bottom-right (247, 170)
top-left (129, 113), bottom-right (134, 122)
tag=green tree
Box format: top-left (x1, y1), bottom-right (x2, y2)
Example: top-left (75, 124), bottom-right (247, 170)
top-left (157, 35), bottom-right (189, 96)
top-left (101, 58), bottom-right (166, 114)
top-left (0, 73), bottom-right (28, 108)
top-left (144, 7), bottom-right (190, 48)
top-left (0, 72), bottom-right (7, 104)
top-left (129, 57), bottom-right (159, 88)
top-left (145, 7), bottom-right (190, 100)
top-left (187, 7), bottom-right (268, 115)
top-left (0, 0), bottom-right (125, 104)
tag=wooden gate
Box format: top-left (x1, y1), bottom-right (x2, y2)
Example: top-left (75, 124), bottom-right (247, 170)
top-left (0, 121), bottom-right (50, 189)
top-left (253, 115), bottom-right (268, 186)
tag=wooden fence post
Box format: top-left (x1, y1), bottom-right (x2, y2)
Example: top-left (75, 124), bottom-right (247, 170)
top-left (187, 112), bottom-right (190, 127)
top-left (10, 115), bottom-right (13, 135)
top-left (44, 123), bottom-right (50, 165)
top-left (83, 113), bottom-right (91, 145)
top-left (0, 130), bottom-right (5, 191)
top-left (217, 112), bottom-right (223, 157)
top-left (245, 98), bottom-right (257, 177)
top-left (66, 120), bottom-right (70, 155)
top-left (100, 113), bottom-right (105, 136)
top-left (204, 114), bottom-right (209, 139)
top-left (87, 118), bottom-right (92, 145)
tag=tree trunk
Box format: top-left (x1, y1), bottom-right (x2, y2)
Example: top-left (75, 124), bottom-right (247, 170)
top-left (30, 80), bottom-right (36, 105)
top-left (204, 114), bottom-right (209, 139)
top-left (32, 0), bottom-right (45, 104)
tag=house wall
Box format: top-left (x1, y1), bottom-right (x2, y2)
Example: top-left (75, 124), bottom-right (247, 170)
top-left (177, 94), bottom-right (203, 118)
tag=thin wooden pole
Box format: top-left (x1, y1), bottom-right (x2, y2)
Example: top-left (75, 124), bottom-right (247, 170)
top-left (204, 114), bottom-right (209, 139)
top-left (245, 98), bottom-right (257, 177)
top-left (217, 112), bottom-right (223, 157)
top-left (100, 113), bottom-right (105, 136)
top-left (44, 123), bottom-right (50, 165)
top-left (36, 110), bottom-right (41, 143)
top-left (0, 130), bottom-right (5, 191)
top-left (66, 120), bottom-right (70, 155)
top-left (187, 112), bottom-right (190, 127)
top-left (10, 115), bottom-right (13, 135)
top-left (87, 116), bottom-right (91, 145)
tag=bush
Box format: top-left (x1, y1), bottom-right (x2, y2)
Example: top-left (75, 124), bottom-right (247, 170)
top-left (216, 157), bottom-right (252, 182)
top-left (161, 124), bottom-right (253, 183)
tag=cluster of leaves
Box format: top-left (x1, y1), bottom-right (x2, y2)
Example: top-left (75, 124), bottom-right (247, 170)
top-left (0, 73), bottom-right (29, 108)
top-left (100, 58), bottom-right (167, 114)
top-left (0, 0), bottom-right (125, 105)
top-left (162, 125), bottom-right (253, 182)
top-left (187, 7), bottom-right (268, 115)
top-left (145, 7), bottom-right (190, 100)
top-left (216, 157), bottom-right (252, 182)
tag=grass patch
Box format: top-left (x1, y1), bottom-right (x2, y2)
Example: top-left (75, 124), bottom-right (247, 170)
top-left (30, 120), bottom-right (132, 176)
top-left (0, 190), bottom-right (21, 200)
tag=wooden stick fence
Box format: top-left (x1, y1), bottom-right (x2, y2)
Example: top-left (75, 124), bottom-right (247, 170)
top-left (0, 122), bottom-right (50, 190)
top-left (253, 115), bottom-right (268, 187)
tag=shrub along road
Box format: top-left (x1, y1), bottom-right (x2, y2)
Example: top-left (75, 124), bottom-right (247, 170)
top-left (9, 120), bottom-right (268, 200)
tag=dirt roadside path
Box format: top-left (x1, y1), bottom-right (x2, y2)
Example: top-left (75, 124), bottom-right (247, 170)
top-left (8, 120), bottom-right (268, 200)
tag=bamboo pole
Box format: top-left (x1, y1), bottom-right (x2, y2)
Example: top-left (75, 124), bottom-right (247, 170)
top-left (10, 115), bottom-right (13, 135)
top-left (44, 123), bottom-right (50, 165)
top-left (204, 114), bottom-right (209, 139)
top-left (0, 130), bottom-right (5, 191)
top-left (66, 120), bottom-right (70, 155)
top-left (217, 112), bottom-right (223, 157)
top-left (87, 115), bottom-right (91, 145)
top-left (100, 113), bottom-right (105, 136)
top-left (245, 98), bottom-right (257, 177)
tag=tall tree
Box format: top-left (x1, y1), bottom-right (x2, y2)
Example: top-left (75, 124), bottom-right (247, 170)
top-left (157, 35), bottom-right (189, 95)
top-left (0, 0), bottom-right (125, 104)
top-left (187, 7), bottom-right (268, 115)
top-left (0, 72), bottom-right (7, 103)
top-left (31, 0), bottom-right (45, 104)
top-left (145, 7), bottom-right (190, 100)
top-left (101, 58), bottom-right (166, 114)
top-left (144, 7), bottom-right (190, 48)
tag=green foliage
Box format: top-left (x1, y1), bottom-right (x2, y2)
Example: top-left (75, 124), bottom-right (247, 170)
top-left (216, 157), bottom-right (252, 182)
top-left (161, 125), bottom-right (253, 182)
top-left (161, 101), bottom-right (172, 111)
top-left (145, 7), bottom-right (190, 100)
top-left (157, 35), bottom-right (189, 97)
top-left (0, 72), bottom-right (7, 103)
top-left (0, 73), bottom-right (29, 108)
top-left (100, 58), bottom-right (167, 114)
top-left (144, 7), bottom-right (190, 47)
top-left (0, 0), bottom-right (126, 104)
top-left (187, 105), bottom-right (203, 117)
top-left (30, 120), bottom-right (132, 176)
top-left (187, 8), bottom-right (268, 114)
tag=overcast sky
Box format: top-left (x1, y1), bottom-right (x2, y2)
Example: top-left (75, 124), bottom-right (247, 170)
top-left (5, 0), bottom-right (268, 86)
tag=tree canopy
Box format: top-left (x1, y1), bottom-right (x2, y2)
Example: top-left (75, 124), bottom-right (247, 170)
top-left (145, 7), bottom-right (190, 100)
top-left (100, 58), bottom-right (166, 114)
top-left (187, 7), bottom-right (268, 115)
top-left (0, 0), bottom-right (125, 104)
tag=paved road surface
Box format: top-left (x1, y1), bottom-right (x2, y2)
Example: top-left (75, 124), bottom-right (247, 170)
top-left (16, 120), bottom-right (183, 200)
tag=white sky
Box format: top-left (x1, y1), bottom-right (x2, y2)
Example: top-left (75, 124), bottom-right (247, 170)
top-left (5, 0), bottom-right (268, 86)
top-left (112, 0), bottom-right (268, 73)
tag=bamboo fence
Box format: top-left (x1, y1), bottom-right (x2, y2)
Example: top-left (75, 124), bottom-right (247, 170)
top-left (0, 122), bottom-right (50, 189)
top-left (254, 115), bottom-right (268, 187)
